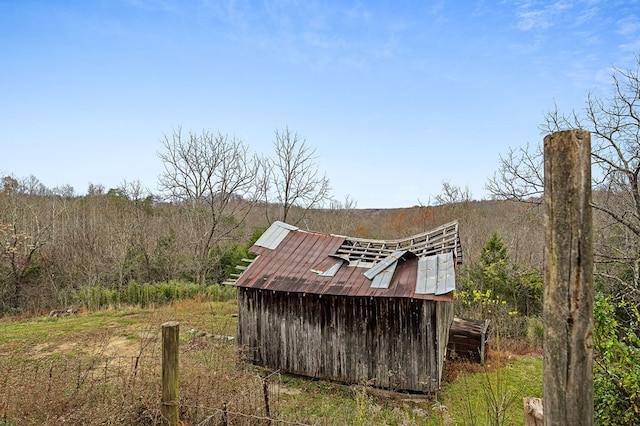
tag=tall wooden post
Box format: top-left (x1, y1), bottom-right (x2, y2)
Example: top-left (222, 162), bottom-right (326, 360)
top-left (543, 130), bottom-right (594, 425)
top-left (162, 321), bottom-right (179, 426)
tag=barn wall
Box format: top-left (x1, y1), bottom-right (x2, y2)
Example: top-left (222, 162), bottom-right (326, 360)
top-left (436, 300), bottom-right (454, 382)
top-left (237, 288), bottom-right (453, 393)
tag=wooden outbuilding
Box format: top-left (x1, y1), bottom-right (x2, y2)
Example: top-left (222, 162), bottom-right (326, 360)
top-left (231, 221), bottom-right (462, 393)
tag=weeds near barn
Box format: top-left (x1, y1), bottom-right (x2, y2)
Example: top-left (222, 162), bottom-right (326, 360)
top-left (437, 353), bottom-right (543, 425)
top-left (352, 385), bottom-right (373, 425)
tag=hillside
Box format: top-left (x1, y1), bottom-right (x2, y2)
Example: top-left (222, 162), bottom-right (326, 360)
top-left (301, 199), bottom-right (545, 268)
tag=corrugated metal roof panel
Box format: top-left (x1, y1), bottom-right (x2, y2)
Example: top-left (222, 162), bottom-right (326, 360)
top-left (421, 256), bottom-right (439, 294)
top-left (253, 221), bottom-right (299, 249)
top-left (370, 261), bottom-right (398, 289)
top-left (416, 256), bottom-right (429, 294)
top-left (416, 252), bottom-right (455, 295)
top-left (435, 252), bottom-right (456, 295)
top-left (319, 259), bottom-right (346, 277)
top-left (363, 250), bottom-right (408, 280)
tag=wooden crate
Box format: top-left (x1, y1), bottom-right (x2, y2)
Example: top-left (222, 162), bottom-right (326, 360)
top-left (447, 317), bottom-right (491, 364)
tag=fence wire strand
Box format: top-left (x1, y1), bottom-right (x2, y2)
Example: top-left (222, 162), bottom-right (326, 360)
top-left (0, 344), bottom-right (302, 425)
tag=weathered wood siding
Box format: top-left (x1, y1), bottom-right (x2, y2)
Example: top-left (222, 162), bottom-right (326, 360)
top-left (237, 288), bottom-right (453, 393)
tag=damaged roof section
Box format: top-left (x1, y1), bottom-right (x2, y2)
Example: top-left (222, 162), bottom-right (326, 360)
top-left (233, 220), bottom-right (462, 301)
top-left (335, 220), bottom-right (461, 266)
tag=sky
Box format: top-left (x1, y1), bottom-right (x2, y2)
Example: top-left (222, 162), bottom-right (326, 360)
top-left (1, 0), bottom-right (639, 208)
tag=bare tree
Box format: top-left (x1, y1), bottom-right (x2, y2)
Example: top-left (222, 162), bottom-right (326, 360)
top-left (433, 181), bottom-right (473, 205)
top-left (0, 181), bottom-right (60, 312)
top-left (310, 194), bottom-right (358, 235)
top-left (485, 143), bottom-right (544, 202)
top-left (261, 127), bottom-right (331, 226)
top-left (1, 175), bottom-right (18, 193)
top-left (158, 127), bottom-right (259, 285)
top-left (115, 180), bottom-right (157, 283)
top-left (486, 56), bottom-right (640, 302)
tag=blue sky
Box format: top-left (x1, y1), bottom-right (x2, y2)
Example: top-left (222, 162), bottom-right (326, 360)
top-left (1, 0), bottom-right (639, 208)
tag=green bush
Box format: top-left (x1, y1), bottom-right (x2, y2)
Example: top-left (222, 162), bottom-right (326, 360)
top-left (205, 283), bottom-right (237, 302)
top-left (593, 293), bottom-right (640, 425)
top-left (456, 232), bottom-right (543, 342)
top-left (525, 316), bottom-right (544, 348)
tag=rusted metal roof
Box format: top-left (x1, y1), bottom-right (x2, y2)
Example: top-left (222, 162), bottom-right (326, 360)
top-left (233, 221), bottom-right (462, 301)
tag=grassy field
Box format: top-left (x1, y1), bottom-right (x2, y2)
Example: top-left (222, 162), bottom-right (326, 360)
top-left (0, 299), bottom-right (542, 425)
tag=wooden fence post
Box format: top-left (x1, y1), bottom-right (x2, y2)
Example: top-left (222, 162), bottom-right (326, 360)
top-left (524, 396), bottom-right (544, 425)
top-left (543, 130), bottom-right (594, 425)
top-left (162, 321), bottom-right (179, 426)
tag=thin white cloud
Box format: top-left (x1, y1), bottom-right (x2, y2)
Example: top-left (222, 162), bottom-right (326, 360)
top-left (617, 16), bottom-right (640, 36)
top-left (619, 39), bottom-right (640, 54)
top-left (427, 0), bottom-right (446, 16)
top-left (574, 5), bottom-right (599, 25)
top-left (374, 34), bottom-right (400, 59)
top-left (517, 8), bottom-right (550, 31)
top-left (215, 2), bottom-right (413, 73)
top-left (574, 29), bottom-right (602, 46)
top-left (515, 0), bottom-right (575, 31)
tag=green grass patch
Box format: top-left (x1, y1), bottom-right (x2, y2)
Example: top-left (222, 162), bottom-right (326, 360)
top-left (271, 355), bottom-right (543, 425)
top-left (436, 356), bottom-right (543, 425)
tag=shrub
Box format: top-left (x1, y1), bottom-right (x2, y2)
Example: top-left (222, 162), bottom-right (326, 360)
top-left (593, 293), bottom-right (640, 425)
top-left (72, 281), bottom-right (216, 310)
top-left (205, 283), bottom-right (237, 302)
top-left (525, 316), bottom-right (543, 348)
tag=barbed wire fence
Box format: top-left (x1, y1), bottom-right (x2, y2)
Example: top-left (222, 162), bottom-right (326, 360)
top-left (0, 324), bottom-right (312, 425)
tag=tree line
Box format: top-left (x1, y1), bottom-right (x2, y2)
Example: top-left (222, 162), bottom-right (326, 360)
top-left (0, 127), bottom-right (344, 315)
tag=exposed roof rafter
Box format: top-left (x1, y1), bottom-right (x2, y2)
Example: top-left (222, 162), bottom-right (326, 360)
top-left (335, 221), bottom-right (461, 265)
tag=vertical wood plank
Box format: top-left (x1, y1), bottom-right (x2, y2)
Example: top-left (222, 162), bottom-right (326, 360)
top-left (543, 129), bottom-right (594, 425)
